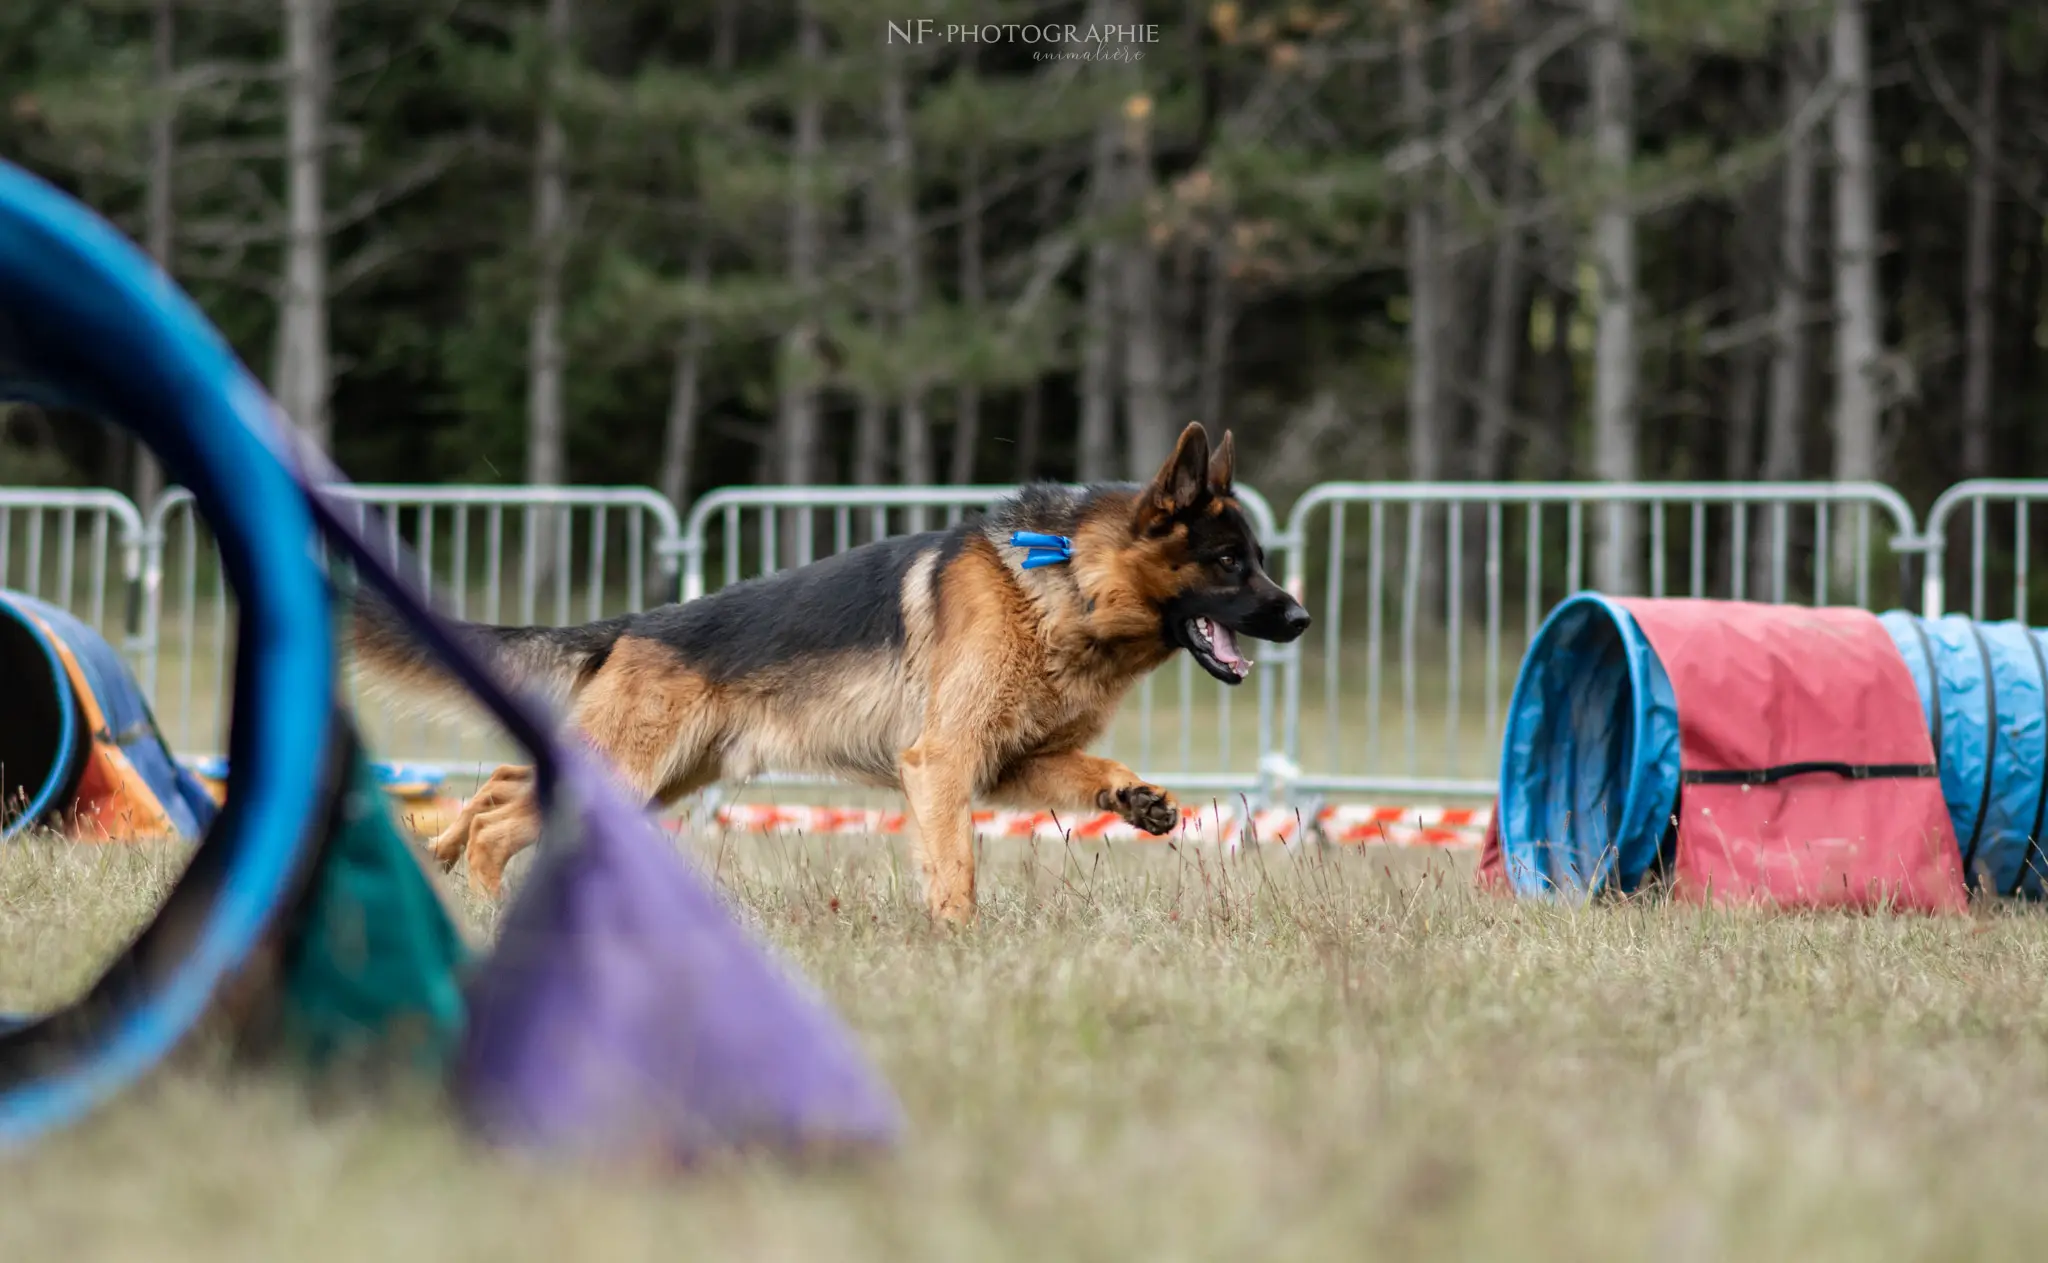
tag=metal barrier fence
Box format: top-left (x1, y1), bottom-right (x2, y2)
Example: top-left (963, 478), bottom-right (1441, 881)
top-left (1919, 480), bottom-right (2048, 621)
top-left (0, 488), bottom-right (146, 645)
top-left (681, 484), bottom-right (1285, 796)
top-left (1275, 482), bottom-right (1923, 801)
top-left (13, 475), bottom-right (2048, 808)
top-left (143, 484), bottom-right (683, 764)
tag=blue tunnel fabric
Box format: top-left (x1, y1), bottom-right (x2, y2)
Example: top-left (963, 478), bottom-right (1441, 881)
top-left (0, 593), bottom-right (82, 837)
top-left (0, 159), bottom-right (335, 1148)
top-left (1498, 594), bottom-right (1681, 897)
top-left (0, 591), bottom-right (217, 840)
top-left (1879, 612), bottom-right (2048, 896)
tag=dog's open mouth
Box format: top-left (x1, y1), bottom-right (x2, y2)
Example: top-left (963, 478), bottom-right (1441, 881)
top-left (1186, 616), bottom-right (1252, 684)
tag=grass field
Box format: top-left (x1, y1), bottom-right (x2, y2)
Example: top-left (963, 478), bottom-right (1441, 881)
top-left (8, 830), bottom-right (2048, 1261)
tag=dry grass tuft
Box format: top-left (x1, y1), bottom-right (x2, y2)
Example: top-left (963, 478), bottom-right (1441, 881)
top-left (4, 830), bottom-right (2048, 1261)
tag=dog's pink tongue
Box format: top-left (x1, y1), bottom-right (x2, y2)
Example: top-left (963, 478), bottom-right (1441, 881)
top-left (1210, 622), bottom-right (1246, 669)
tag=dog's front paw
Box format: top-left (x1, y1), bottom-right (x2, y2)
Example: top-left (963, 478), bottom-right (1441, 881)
top-left (1102, 783), bottom-right (1179, 835)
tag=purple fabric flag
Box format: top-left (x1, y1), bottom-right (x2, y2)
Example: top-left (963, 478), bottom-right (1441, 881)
top-left (451, 747), bottom-right (903, 1164)
top-left (285, 442), bottom-right (902, 1166)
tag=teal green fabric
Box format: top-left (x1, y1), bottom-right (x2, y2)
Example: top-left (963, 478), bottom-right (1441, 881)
top-left (277, 749), bottom-right (468, 1074)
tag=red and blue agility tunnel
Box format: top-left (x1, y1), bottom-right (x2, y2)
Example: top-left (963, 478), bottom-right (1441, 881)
top-left (1880, 613), bottom-right (2048, 897)
top-left (0, 157), bottom-right (899, 1160)
top-left (1489, 596), bottom-right (1966, 912)
top-left (1492, 595), bottom-right (1680, 895)
top-left (0, 589), bottom-right (216, 842)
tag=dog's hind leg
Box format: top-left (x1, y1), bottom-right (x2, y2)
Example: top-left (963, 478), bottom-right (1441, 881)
top-left (429, 764), bottom-right (532, 871)
top-left (443, 637), bottom-right (721, 898)
top-left (567, 635), bottom-right (722, 815)
top-left (462, 787), bottom-right (543, 898)
top-left (458, 751), bottom-right (713, 901)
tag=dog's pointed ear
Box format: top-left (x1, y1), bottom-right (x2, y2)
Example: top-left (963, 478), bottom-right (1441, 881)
top-left (1208, 429), bottom-right (1235, 493)
top-left (1137, 422), bottom-right (1210, 533)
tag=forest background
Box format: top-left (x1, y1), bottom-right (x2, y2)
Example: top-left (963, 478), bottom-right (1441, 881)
top-left (0, 0), bottom-right (2038, 558)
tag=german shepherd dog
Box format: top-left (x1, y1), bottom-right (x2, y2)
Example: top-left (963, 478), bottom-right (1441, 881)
top-left (353, 422), bottom-right (1310, 922)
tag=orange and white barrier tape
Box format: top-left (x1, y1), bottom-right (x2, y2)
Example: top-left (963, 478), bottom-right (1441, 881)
top-left (367, 773), bottom-right (1488, 850)
top-left (702, 801), bottom-right (1489, 849)
top-left (192, 758), bottom-right (1478, 849)
top-left (1314, 802), bottom-right (1492, 847)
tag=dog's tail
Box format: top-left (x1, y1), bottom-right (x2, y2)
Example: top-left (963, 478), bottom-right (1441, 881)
top-left (347, 585), bottom-right (630, 723)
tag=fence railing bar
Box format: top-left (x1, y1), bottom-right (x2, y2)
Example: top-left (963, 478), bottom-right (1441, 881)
top-left (2019, 502), bottom-right (2031, 626)
top-left (1323, 501), bottom-right (1345, 778)
top-left (1689, 501), bottom-right (1705, 598)
top-left (1972, 496), bottom-right (1988, 622)
top-left (1485, 501), bottom-right (1502, 765)
top-left (2, 478), bottom-right (2027, 803)
top-left (1446, 503), bottom-right (1463, 776)
top-left (1649, 500), bottom-right (1665, 599)
top-left (1732, 504), bottom-right (1748, 603)
top-left (1814, 502), bottom-right (1830, 605)
top-left (1400, 501), bottom-right (1422, 777)
top-left (1365, 500), bottom-right (1386, 773)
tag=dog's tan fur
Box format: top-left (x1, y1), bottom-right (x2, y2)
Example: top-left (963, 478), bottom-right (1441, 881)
top-left (357, 422), bottom-right (1300, 922)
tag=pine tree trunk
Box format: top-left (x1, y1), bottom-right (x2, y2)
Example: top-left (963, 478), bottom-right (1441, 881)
top-left (1727, 202), bottom-right (1767, 493)
top-left (1472, 86), bottom-right (1529, 483)
top-left (1540, 276), bottom-right (1577, 479)
top-left (882, 39), bottom-right (929, 492)
top-left (525, 0), bottom-right (570, 495)
top-left (1961, 26), bottom-right (2001, 477)
top-left (853, 156), bottom-right (890, 488)
top-left (1725, 60), bottom-right (1773, 496)
top-left (520, 0), bottom-right (572, 592)
top-left (1588, 0), bottom-right (1639, 593)
top-left (1197, 236), bottom-right (1232, 429)
top-left (1078, 91), bottom-right (1120, 483)
top-left (656, 0), bottom-right (734, 513)
top-left (1728, 336), bottom-right (1764, 481)
top-left (854, 392), bottom-right (889, 486)
top-left (1017, 379), bottom-right (1043, 480)
top-left (776, 0), bottom-right (823, 565)
top-left (1728, 168), bottom-right (1777, 497)
top-left (275, 0), bottom-right (331, 448)
top-left (1162, 243), bottom-right (1199, 430)
top-left (1463, 63), bottom-right (1529, 619)
top-left (949, 140), bottom-right (984, 485)
top-left (1117, 66), bottom-right (1171, 482)
top-left (1763, 36), bottom-right (1816, 489)
top-left (777, 0), bottom-right (824, 485)
top-left (137, 0), bottom-right (174, 510)
top-left (2006, 199), bottom-right (2043, 458)
top-left (1444, 0), bottom-right (1476, 439)
top-left (1400, 5), bottom-right (1447, 620)
top-left (1829, 0), bottom-right (1881, 484)
top-left (659, 322), bottom-right (702, 506)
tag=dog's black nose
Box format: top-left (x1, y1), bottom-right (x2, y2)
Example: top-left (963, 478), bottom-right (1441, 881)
top-left (1282, 604), bottom-right (1311, 640)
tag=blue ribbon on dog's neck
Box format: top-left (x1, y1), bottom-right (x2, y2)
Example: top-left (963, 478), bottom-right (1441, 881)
top-left (1010, 531), bottom-right (1073, 570)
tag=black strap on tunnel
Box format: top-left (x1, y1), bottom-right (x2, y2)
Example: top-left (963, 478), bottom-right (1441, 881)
top-left (1683, 762), bottom-right (1938, 787)
top-left (2016, 630), bottom-right (2048, 897)
top-left (1962, 623), bottom-right (2000, 877)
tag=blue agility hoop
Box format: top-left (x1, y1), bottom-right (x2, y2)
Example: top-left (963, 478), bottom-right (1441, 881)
top-left (0, 157), bottom-right (900, 1166)
top-left (0, 160), bottom-right (336, 1148)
